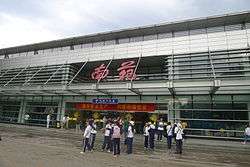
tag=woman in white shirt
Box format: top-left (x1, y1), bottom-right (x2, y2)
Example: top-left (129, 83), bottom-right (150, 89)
top-left (174, 123), bottom-right (184, 154)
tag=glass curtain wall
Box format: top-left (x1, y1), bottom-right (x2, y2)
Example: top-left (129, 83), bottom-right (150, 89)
top-left (172, 95), bottom-right (250, 138)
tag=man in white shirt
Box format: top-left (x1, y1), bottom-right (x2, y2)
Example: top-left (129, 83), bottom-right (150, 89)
top-left (157, 118), bottom-right (164, 141)
top-left (148, 122), bottom-right (156, 150)
top-left (81, 120), bottom-right (92, 154)
top-left (174, 123), bottom-right (184, 154)
top-left (144, 122), bottom-right (150, 149)
top-left (61, 116), bottom-right (66, 129)
top-left (46, 114), bottom-right (51, 129)
top-left (126, 121), bottom-right (134, 154)
top-left (242, 124), bottom-right (250, 144)
top-left (90, 120), bottom-right (97, 149)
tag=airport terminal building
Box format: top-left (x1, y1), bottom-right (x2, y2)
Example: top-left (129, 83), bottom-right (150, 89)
top-left (0, 12), bottom-right (250, 139)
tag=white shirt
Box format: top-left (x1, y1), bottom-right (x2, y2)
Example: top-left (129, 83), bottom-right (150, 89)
top-left (104, 124), bottom-right (112, 136)
top-left (166, 125), bottom-right (172, 136)
top-left (150, 124), bottom-right (155, 130)
top-left (24, 114), bottom-right (30, 120)
top-left (127, 125), bottom-right (134, 138)
top-left (245, 127), bottom-right (250, 136)
top-left (144, 126), bottom-right (150, 136)
top-left (91, 124), bottom-right (97, 134)
top-left (175, 126), bottom-right (183, 140)
top-left (158, 121), bottom-right (164, 131)
top-left (62, 116), bottom-right (66, 123)
top-left (84, 125), bottom-right (92, 138)
top-left (47, 115), bottom-right (51, 121)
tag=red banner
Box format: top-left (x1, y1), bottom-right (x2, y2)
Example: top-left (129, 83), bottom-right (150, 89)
top-left (75, 103), bottom-right (156, 112)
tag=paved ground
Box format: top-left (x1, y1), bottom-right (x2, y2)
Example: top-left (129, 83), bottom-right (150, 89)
top-left (0, 123), bottom-right (250, 167)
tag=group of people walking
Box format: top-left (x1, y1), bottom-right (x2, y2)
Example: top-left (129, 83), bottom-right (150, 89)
top-left (81, 117), bottom-right (185, 157)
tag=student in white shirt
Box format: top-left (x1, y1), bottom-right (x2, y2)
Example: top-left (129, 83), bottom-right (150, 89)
top-left (148, 121), bottom-right (156, 150)
top-left (174, 123), bottom-right (184, 154)
top-left (102, 120), bottom-right (112, 151)
top-left (46, 114), bottom-right (51, 129)
top-left (81, 120), bottom-right (92, 153)
top-left (242, 124), bottom-right (250, 144)
top-left (157, 118), bottom-right (164, 141)
top-left (90, 120), bottom-right (97, 149)
top-left (166, 122), bottom-right (173, 149)
top-left (144, 122), bottom-right (150, 149)
top-left (126, 121), bottom-right (135, 154)
top-left (112, 120), bottom-right (121, 157)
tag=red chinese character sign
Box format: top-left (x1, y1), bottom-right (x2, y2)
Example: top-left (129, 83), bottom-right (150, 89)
top-left (117, 60), bottom-right (137, 80)
top-left (91, 64), bottom-right (109, 81)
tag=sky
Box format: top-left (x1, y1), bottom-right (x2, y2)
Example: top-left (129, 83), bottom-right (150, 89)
top-left (0, 0), bottom-right (250, 49)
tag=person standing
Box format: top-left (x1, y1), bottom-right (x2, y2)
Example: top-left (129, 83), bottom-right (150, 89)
top-left (102, 120), bottom-right (112, 151)
top-left (46, 114), bottom-right (51, 129)
top-left (157, 118), bottom-right (164, 141)
top-left (144, 122), bottom-right (150, 149)
top-left (123, 119), bottom-right (129, 145)
top-left (148, 121), bottom-right (156, 150)
top-left (24, 113), bottom-right (30, 124)
top-left (61, 116), bottom-right (66, 129)
top-left (112, 120), bottom-right (121, 157)
top-left (126, 121), bottom-right (135, 154)
top-left (90, 120), bottom-right (97, 150)
top-left (242, 124), bottom-right (250, 144)
top-left (175, 123), bottom-right (184, 154)
top-left (166, 122), bottom-right (173, 149)
top-left (103, 116), bottom-right (107, 128)
top-left (75, 116), bottom-right (81, 133)
top-left (81, 120), bottom-right (92, 154)
top-left (66, 115), bottom-right (70, 129)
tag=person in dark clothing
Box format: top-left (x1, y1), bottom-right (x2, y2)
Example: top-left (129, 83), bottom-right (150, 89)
top-left (148, 122), bottom-right (156, 150)
top-left (165, 122), bottom-right (173, 149)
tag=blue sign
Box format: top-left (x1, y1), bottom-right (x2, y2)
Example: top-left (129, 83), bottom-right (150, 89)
top-left (92, 98), bottom-right (119, 104)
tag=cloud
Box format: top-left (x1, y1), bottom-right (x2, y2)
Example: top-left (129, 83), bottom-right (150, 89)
top-left (0, 0), bottom-right (250, 49)
top-left (0, 12), bottom-right (60, 48)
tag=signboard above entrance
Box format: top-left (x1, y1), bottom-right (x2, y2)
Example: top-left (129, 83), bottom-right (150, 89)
top-left (75, 103), bottom-right (156, 112)
top-left (92, 98), bottom-right (118, 104)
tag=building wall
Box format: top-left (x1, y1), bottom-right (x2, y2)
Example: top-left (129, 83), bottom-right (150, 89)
top-left (1, 23), bottom-right (250, 69)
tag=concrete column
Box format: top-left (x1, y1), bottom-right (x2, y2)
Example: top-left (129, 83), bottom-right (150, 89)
top-left (57, 96), bottom-right (66, 122)
top-left (18, 98), bottom-right (27, 123)
top-left (248, 102), bottom-right (250, 122)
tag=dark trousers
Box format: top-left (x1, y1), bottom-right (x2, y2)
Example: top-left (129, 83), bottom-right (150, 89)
top-left (149, 134), bottom-right (155, 149)
top-left (102, 136), bottom-right (111, 150)
top-left (90, 133), bottom-right (96, 149)
top-left (144, 136), bottom-right (149, 148)
top-left (124, 132), bottom-right (128, 145)
top-left (110, 138), bottom-right (114, 151)
top-left (176, 139), bottom-right (183, 154)
top-left (83, 138), bottom-right (91, 152)
top-left (157, 130), bottom-right (163, 141)
top-left (113, 138), bottom-right (120, 155)
top-left (126, 137), bottom-right (133, 154)
top-left (167, 136), bottom-right (172, 149)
